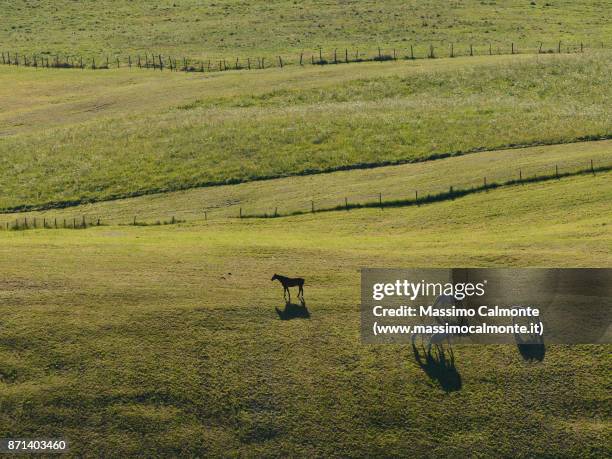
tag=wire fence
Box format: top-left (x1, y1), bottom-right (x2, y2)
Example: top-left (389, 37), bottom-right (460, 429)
top-left (1, 40), bottom-right (604, 74)
top-left (1, 158), bottom-right (608, 230)
top-left (234, 158), bottom-right (608, 218)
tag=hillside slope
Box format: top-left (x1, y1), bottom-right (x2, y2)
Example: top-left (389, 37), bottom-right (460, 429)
top-left (1, 52), bottom-right (610, 210)
top-left (3, 0), bottom-right (610, 59)
top-left (0, 173), bottom-right (610, 456)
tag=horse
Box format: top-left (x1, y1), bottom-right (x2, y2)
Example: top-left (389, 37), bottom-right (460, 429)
top-left (271, 274), bottom-right (304, 303)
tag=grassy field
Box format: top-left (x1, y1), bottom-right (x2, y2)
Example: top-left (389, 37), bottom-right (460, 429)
top-left (1, 139), bottom-right (610, 225)
top-left (3, 0), bottom-right (610, 61)
top-left (1, 51), bottom-right (611, 211)
top-left (0, 173), bottom-right (610, 456)
top-left (1, 2), bottom-right (611, 456)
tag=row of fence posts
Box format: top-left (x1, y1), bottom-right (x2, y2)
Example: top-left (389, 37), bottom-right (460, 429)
top-left (0, 40), bottom-right (597, 73)
top-left (237, 160), bottom-right (599, 218)
top-left (4, 214), bottom-right (182, 230)
top-left (5, 215), bottom-right (100, 230)
top-left (0, 160), bottom-right (602, 227)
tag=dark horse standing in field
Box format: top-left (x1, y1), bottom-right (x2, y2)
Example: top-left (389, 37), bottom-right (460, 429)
top-left (271, 274), bottom-right (305, 303)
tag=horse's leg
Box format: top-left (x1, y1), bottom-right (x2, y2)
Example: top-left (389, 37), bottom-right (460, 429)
top-left (287, 287), bottom-right (291, 303)
top-left (299, 284), bottom-right (304, 299)
top-left (283, 287), bottom-right (288, 303)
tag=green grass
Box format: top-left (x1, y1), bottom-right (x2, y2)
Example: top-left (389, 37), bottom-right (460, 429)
top-left (1, 52), bottom-right (610, 211)
top-left (2, 2), bottom-right (611, 455)
top-left (0, 173), bottom-right (610, 456)
top-left (3, 1), bottom-right (610, 61)
top-left (2, 139), bottom-right (610, 225)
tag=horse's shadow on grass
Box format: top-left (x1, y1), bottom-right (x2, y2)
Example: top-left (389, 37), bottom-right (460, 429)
top-left (275, 299), bottom-right (310, 320)
top-left (412, 343), bottom-right (462, 392)
top-left (516, 334), bottom-right (546, 362)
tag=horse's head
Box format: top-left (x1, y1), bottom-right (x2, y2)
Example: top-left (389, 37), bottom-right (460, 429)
top-left (271, 274), bottom-right (278, 281)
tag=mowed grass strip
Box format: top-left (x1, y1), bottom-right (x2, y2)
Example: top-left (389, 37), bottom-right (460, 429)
top-left (0, 173), bottom-right (610, 456)
top-left (0, 52), bottom-right (611, 210)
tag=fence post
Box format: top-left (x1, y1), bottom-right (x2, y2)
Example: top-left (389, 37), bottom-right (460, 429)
top-left (484, 177), bottom-right (487, 190)
top-left (489, 43), bottom-right (492, 55)
top-left (311, 200), bottom-right (314, 213)
top-left (345, 49), bottom-right (348, 63)
top-left (274, 207), bottom-right (278, 217)
top-left (345, 197), bottom-right (348, 210)
top-left (379, 193), bottom-right (382, 208)
top-left (591, 159), bottom-right (595, 175)
top-left (133, 216), bottom-right (136, 225)
top-left (410, 45), bottom-right (414, 59)
top-left (73, 218), bottom-right (76, 228)
top-left (519, 168), bottom-right (522, 183)
top-left (558, 41), bottom-right (561, 53)
top-left (511, 43), bottom-right (514, 54)
top-left (470, 44), bottom-right (473, 56)
top-left (54, 218), bottom-right (57, 228)
top-left (204, 211), bottom-right (207, 221)
top-left (82, 215), bottom-right (86, 228)
top-left (415, 190), bottom-right (418, 205)
top-left (239, 207), bottom-right (242, 218)
top-left (555, 164), bottom-right (559, 178)
top-left (300, 53), bottom-right (303, 65)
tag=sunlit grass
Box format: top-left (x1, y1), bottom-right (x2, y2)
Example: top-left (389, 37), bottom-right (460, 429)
top-left (0, 52), bottom-right (610, 210)
top-left (2, 0), bottom-right (610, 60)
top-left (0, 174), bottom-right (609, 455)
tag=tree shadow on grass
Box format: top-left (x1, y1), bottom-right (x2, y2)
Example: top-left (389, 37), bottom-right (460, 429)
top-left (275, 299), bottom-right (310, 320)
top-left (412, 341), bottom-right (462, 392)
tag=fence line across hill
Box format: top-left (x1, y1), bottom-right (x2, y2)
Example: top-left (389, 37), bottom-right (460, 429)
top-left (240, 159), bottom-right (609, 219)
top-left (0, 40), bottom-right (604, 74)
top-left (0, 158), bottom-right (608, 230)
